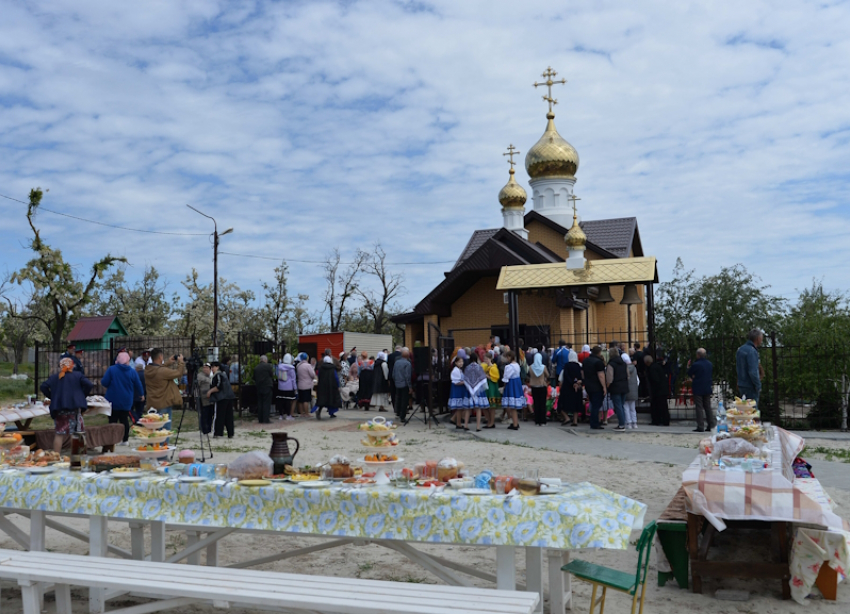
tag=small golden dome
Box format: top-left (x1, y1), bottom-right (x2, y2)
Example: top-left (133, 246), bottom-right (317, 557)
top-left (525, 112), bottom-right (579, 179)
top-left (498, 169), bottom-right (528, 209)
top-left (564, 213), bottom-right (587, 249)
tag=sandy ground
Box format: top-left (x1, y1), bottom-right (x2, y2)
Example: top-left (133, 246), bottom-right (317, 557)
top-left (0, 408), bottom-right (847, 613)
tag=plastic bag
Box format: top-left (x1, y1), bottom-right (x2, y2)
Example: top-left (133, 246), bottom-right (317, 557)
top-left (712, 437), bottom-right (759, 459)
top-left (227, 450), bottom-right (273, 480)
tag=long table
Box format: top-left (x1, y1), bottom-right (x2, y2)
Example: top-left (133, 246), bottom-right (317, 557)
top-left (681, 427), bottom-right (850, 602)
top-left (0, 470), bottom-right (647, 613)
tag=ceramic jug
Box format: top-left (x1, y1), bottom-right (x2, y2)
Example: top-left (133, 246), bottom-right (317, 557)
top-left (269, 432), bottom-right (300, 474)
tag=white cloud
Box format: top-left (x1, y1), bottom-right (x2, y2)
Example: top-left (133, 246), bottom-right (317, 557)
top-left (1, 0), bottom-right (849, 325)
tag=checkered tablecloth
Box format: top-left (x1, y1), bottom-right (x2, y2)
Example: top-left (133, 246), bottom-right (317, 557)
top-left (682, 428), bottom-right (848, 532)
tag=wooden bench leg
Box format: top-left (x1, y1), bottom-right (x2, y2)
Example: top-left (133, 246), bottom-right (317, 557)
top-left (19, 580), bottom-right (40, 614)
top-left (186, 531), bottom-right (201, 565)
top-left (496, 546), bottom-right (516, 590)
top-left (526, 547), bottom-right (544, 614)
top-left (90, 515), bottom-right (108, 614)
top-left (150, 521), bottom-right (166, 563)
top-left (29, 510), bottom-right (46, 611)
top-left (206, 533), bottom-right (219, 567)
top-left (130, 521), bottom-right (145, 560)
top-left (774, 521), bottom-right (791, 600)
top-left (55, 583), bottom-right (73, 614)
top-left (687, 513), bottom-right (702, 594)
top-left (548, 549), bottom-right (571, 612)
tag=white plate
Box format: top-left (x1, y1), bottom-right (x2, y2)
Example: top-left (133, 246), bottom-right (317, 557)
top-left (110, 471), bottom-right (146, 479)
top-left (130, 435), bottom-right (170, 445)
top-left (178, 475), bottom-right (209, 483)
top-left (133, 446), bottom-right (175, 459)
top-left (22, 466), bottom-right (57, 474)
top-left (458, 488), bottom-right (492, 496)
top-left (298, 480), bottom-right (332, 488)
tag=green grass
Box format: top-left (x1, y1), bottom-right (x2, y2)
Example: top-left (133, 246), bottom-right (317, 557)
top-left (0, 362), bottom-right (38, 404)
top-left (0, 378), bottom-right (32, 404)
top-left (0, 362), bottom-right (35, 377)
top-left (802, 445), bottom-right (850, 463)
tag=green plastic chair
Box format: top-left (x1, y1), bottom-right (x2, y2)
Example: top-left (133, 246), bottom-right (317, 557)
top-left (562, 520), bottom-right (657, 614)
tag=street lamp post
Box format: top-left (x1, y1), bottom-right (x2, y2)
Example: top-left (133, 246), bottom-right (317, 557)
top-left (187, 205), bottom-right (233, 347)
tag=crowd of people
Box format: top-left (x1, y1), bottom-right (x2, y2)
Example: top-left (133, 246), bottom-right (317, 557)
top-left (39, 328), bottom-right (766, 442)
top-left (238, 346), bottom-right (421, 424)
top-left (445, 338), bottom-right (676, 432)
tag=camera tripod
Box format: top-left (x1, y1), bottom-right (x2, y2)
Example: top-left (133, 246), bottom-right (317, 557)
top-left (171, 368), bottom-right (213, 462)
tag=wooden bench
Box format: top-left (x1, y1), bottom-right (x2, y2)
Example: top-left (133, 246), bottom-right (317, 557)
top-left (0, 548), bottom-right (540, 614)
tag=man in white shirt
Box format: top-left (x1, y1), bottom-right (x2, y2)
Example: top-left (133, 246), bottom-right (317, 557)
top-left (135, 349), bottom-right (151, 371)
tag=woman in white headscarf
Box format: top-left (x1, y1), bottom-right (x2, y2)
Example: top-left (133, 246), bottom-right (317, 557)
top-left (529, 352), bottom-right (550, 426)
top-left (276, 354), bottom-right (297, 420)
top-left (371, 351), bottom-right (391, 412)
top-left (558, 351), bottom-right (584, 426)
top-left (623, 353), bottom-right (640, 429)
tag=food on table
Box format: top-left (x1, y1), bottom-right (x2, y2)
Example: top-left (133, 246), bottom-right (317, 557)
top-left (437, 457), bottom-right (459, 482)
top-left (0, 432), bottom-right (23, 447)
top-left (357, 416), bottom-right (396, 431)
top-left (730, 424), bottom-right (768, 444)
top-left (130, 426), bottom-right (173, 438)
top-left (138, 411), bottom-right (168, 424)
top-left (361, 433), bottom-right (399, 447)
top-left (178, 450), bottom-right (196, 464)
top-left (342, 477), bottom-right (376, 485)
top-left (329, 454), bottom-right (353, 478)
top-left (448, 477), bottom-right (474, 489)
top-left (364, 453), bottom-right (398, 463)
top-left (227, 450), bottom-right (273, 480)
top-left (136, 443), bottom-right (167, 451)
top-left (8, 449), bottom-right (70, 467)
top-left (416, 480), bottom-right (445, 488)
top-left (359, 417), bottom-right (400, 447)
top-left (90, 454), bottom-right (141, 471)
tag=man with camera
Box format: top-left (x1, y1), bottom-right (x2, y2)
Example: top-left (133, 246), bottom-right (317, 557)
top-left (144, 348), bottom-right (185, 428)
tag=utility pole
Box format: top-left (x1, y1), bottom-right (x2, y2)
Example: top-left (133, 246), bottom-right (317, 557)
top-left (187, 205), bottom-right (233, 347)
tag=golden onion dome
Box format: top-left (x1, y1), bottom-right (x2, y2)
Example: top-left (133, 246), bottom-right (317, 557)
top-left (564, 213), bottom-right (587, 249)
top-left (525, 112), bottom-right (579, 179)
top-left (498, 168), bottom-right (528, 209)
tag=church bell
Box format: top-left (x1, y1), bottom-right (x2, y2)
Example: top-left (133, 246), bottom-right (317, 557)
top-left (620, 283), bottom-right (644, 305)
top-left (594, 285), bottom-right (614, 303)
top-left (574, 286), bottom-right (590, 300)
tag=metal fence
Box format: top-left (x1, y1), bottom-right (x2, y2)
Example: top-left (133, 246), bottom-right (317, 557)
top-left (425, 326), bottom-right (848, 430)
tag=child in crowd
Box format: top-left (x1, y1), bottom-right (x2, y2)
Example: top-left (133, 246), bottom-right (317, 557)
top-left (482, 352), bottom-right (499, 429)
top-left (463, 352), bottom-right (489, 432)
top-left (448, 355), bottom-right (469, 427)
top-left (500, 351), bottom-right (523, 430)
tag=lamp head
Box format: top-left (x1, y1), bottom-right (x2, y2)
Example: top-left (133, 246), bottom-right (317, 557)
top-left (221, 228), bottom-right (234, 236)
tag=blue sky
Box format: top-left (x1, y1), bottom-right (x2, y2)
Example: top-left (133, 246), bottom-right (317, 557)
top-left (1, 0), bottom-right (849, 321)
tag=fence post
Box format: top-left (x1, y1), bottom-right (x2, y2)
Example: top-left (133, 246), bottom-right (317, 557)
top-left (33, 340), bottom-right (39, 398)
top-left (770, 331), bottom-right (780, 425)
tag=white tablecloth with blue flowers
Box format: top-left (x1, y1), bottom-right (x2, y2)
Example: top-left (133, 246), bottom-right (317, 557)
top-left (0, 471), bottom-right (645, 549)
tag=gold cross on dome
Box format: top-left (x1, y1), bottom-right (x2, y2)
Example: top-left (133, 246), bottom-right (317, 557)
top-left (503, 144), bottom-right (520, 170)
top-left (533, 66), bottom-right (567, 113)
top-left (569, 194), bottom-right (581, 216)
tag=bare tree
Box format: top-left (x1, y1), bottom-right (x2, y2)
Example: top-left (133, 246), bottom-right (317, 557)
top-left (322, 248), bottom-right (367, 332)
top-left (357, 244), bottom-right (406, 335)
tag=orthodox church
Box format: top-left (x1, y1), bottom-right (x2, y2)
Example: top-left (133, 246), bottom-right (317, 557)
top-left (395, 69), bottom-right (648, 350)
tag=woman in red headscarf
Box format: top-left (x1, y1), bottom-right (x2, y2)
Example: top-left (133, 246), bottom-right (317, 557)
top-left (40, 358), bottom-right (94, 454)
